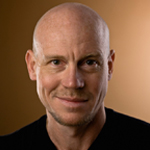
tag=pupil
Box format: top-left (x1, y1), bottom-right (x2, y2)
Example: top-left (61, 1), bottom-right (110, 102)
top-left (86, 60), bottom-right (94, 65)
top-left (53, 60), bottom-right (59, 65)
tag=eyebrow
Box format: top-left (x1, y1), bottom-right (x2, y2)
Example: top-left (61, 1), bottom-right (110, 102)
top-left (43, 52), bottom-right (103, 62)
top-left (44, 55), bottom-right (66, 61)
top-left (81, 52), bottom-right (103, 60)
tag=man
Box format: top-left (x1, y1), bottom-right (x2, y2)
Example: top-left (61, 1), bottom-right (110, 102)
top-left (1, 2), bottom-right (149, 150)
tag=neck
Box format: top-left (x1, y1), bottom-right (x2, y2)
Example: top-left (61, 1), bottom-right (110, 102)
top-left (46, 106), bottom-right (106, 150)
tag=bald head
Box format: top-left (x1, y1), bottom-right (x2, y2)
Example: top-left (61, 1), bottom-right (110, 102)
top-left (33, 3), bottom-right (109, 56)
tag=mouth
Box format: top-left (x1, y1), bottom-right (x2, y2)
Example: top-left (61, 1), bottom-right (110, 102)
top-left (55, 96), bottom-right (88, 108)
top-left (56, 96), bottom-right (87, 101)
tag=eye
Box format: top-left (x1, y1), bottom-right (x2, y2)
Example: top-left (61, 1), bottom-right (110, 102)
top-left (45, 58), bottom-right (66, 72)
top-left (51, 60), bottom-right (60, 65)
top-left (49, 59), bottom-right (66, 70)
top-left (86, 60), bottom-right (97, 65)
top-left (79, 59), bottom-right (101, 72)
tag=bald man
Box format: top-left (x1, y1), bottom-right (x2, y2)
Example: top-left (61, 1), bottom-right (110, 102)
top-left (1, 3), bottom-right (150, 150)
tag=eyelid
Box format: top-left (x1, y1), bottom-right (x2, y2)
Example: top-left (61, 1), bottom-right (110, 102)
top-left (86, 59), bottom-right (98, 65)
top-left (50, 60), bottom-right (60, 65)
top-left (47, 57), bottom-right (66, 63)
top-left (51, 59), bottom-right (66, 65)
top-left (79, 57), bottom-right (101, 66)
top-left (47, 59), bottom-right (67, 72)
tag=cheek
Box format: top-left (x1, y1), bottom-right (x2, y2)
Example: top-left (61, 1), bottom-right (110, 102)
top-left (36, 69), bottom-right (59, 101)
top-left (87, 71), bottom-right (108, 114)
top-left (89, 68), bottom-right (108, 102)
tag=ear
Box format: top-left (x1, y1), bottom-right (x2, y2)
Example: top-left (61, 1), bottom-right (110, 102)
top-left (108, 49), bottom-right (115, 81)
top-left (25, 50), bottom-right (37, 80)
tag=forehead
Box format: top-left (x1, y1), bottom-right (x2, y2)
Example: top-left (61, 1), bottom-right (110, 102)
top-left (35, 27), bottom-right (104, 61)
top-left (36, 24), bottom-right (105, 57)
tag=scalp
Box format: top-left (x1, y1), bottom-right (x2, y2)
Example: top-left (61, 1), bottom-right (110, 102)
top-left (33, 2), bottom-right (110, 56)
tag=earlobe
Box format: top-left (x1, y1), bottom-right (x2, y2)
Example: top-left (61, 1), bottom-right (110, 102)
top-left (25, 50), bottom-right (37, 81)
top-left (108, 49), bottom-right (115, 81)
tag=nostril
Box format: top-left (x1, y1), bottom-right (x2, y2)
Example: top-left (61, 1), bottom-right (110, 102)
top-left (77, 79), bottom-right (84, 88)
top-left (61, 73), bottom-right (84, 89)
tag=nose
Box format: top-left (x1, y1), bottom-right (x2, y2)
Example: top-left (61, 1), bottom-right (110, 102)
top-left (61, 65), bottom-right (84, 89)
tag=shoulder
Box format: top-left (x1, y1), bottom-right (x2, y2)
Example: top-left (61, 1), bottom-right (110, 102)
top-left (0, 115), bottom-right (47, 149)
top-left (104, 107), bottom-right (150, 148)
top-left (105, 107), bottom-right (150, 130)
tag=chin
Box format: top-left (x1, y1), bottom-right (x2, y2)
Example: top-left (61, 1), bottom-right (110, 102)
top-left (49, 110), bottom-right (95, 127)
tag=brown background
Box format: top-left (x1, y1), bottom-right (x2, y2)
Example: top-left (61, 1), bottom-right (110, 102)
top-left (1, 0), bottom-right (150, 135)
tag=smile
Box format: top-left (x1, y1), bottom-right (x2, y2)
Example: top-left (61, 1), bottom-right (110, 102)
top-left (55, 96), bottom-right (88, 108)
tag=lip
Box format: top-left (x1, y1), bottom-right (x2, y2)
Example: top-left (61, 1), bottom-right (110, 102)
top-left (55, 96), bottom-right (88, 108)
top-left (56, 96), bottom-right (87, 102)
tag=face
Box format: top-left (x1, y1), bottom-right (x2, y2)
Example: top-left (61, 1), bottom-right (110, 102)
top-left (26, 20), bottom-right (113, 126)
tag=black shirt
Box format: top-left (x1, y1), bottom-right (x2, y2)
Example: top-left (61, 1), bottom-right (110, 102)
top-left (1, 108), bottom-right (150, 149)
